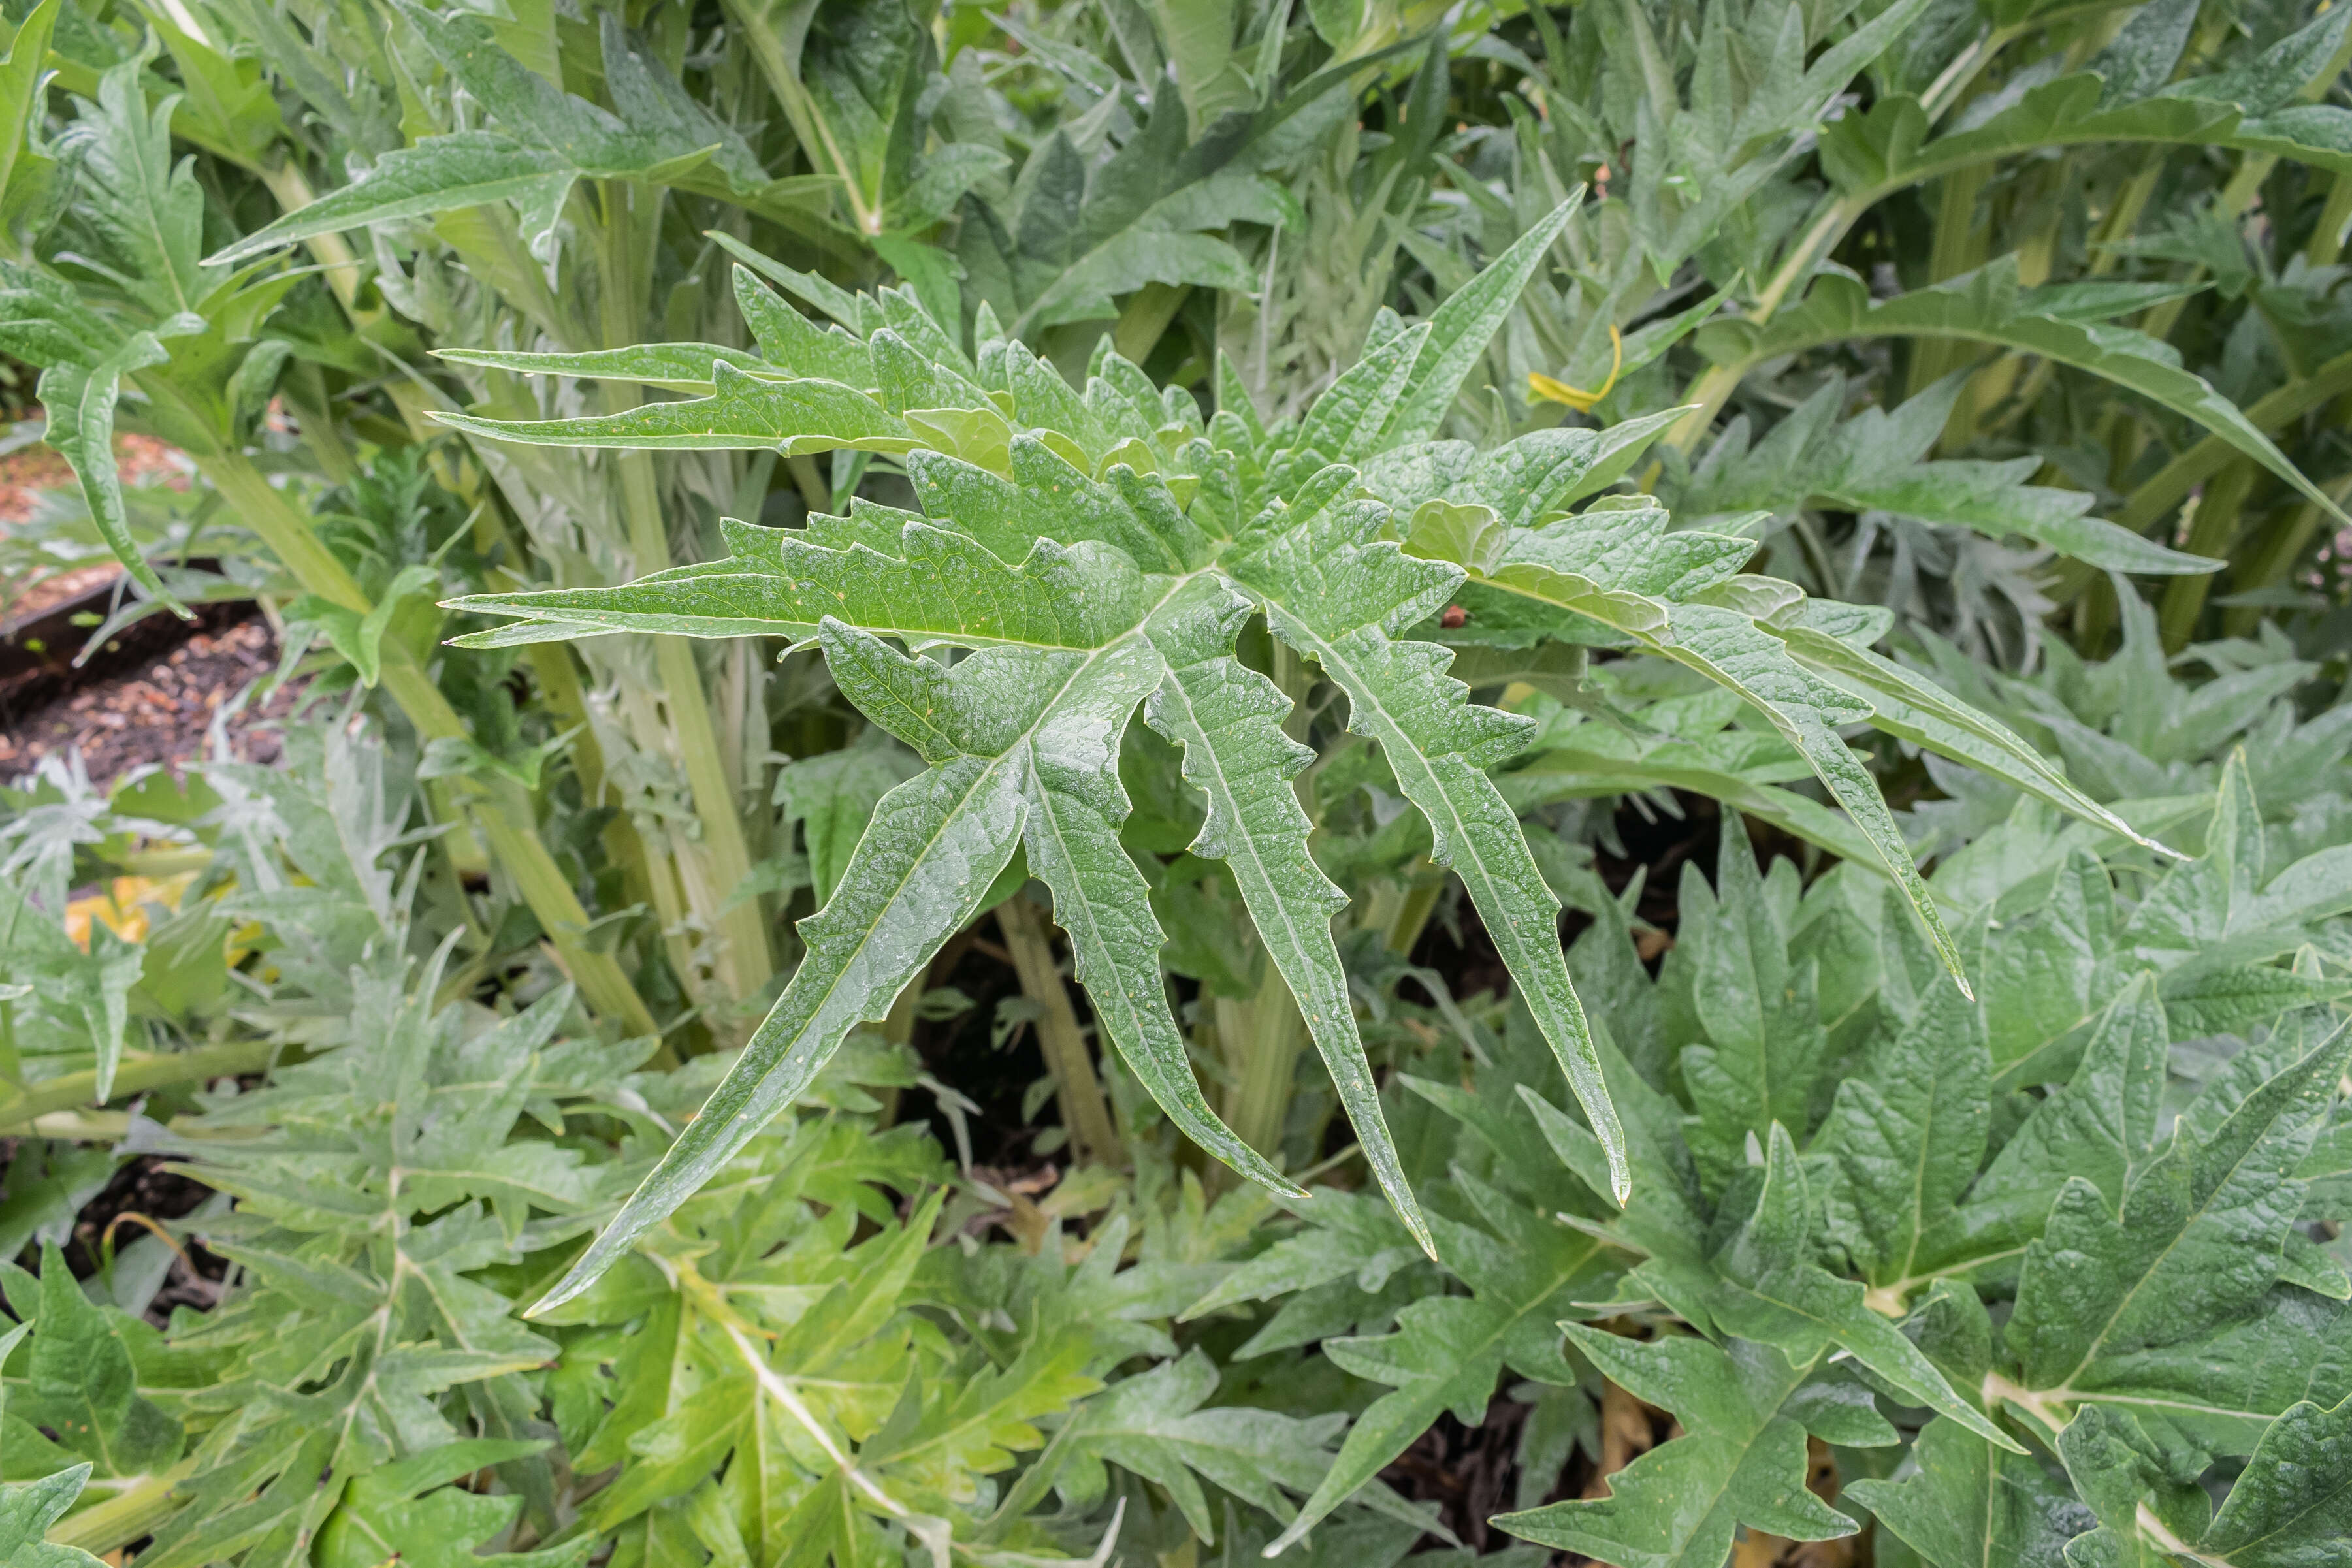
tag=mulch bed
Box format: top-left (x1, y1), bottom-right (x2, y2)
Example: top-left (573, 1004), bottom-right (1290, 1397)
top-left (0, 428), bottom-right (302, 790)
top-left (0, 617), bottom-right (306, 787)
top-left (0, 429), bottom-right (184, 617)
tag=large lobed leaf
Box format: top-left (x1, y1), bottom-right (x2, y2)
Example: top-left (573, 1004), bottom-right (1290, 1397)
top-left (444, 208), bottom-right (2129, 1328)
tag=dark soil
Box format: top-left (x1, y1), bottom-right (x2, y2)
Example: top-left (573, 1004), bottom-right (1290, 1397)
top-left (912, 925), bottom-right (1062, 1170)
top-left (1382, 1393), bottom-right (1539, 1552)
top-left (57, 1153), bottom-right (231, 1326)
top-left (0, 616), bottom-right (308, 788)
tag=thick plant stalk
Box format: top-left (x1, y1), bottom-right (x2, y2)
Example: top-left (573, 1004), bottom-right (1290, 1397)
top-left (0, 1039), bottom-right (280, 1132)
top-left (596, 181), bottom-right (774, 1004)
top-left (995, 894), bottom-right (1124, 1169)
top-left (2224, 459), bottom-right (2352, 637)
top-left (1213, 965), bottom-right (1307, 1162)
top-left (1114, 283), bottom-right (1191, 363)
top-left (1903, 163), bottom-right (1991, 402)
top-left (2308, 170), bottom-right (2352, 267)
top-left (201, 453), bottom-right (659, 1036)
top-left (46, 1458), bottom-right (199, 1555)
top-left (523, 639), bottom-right (697, 989)
top-left (619, 453), bottom-right (777, 999)
top-left (255, 162), bottom-right (364, 311)
top-left (2158, 458), bottom-right (2258, 648)
top-left (1662, 195), bottom-right (1864, 453)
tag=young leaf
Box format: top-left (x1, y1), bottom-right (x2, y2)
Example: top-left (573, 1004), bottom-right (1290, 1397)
top-left (14, 1241), bottom-right (182, 1478)
top-left (1494, 1330), bottom-right (1858, 1568)
top-left (1844, 1416), bottom-right (2086, 1568)
top-left (1698, 263), bottom-right (2350, 526)
top-left (1269, 1202), bottom-right (1611, 1553)
top-left (207, 133), bottom-right (574, 267)
top-left (0, 1465), bottom-right (110, 1568)
top-left (2001, 1021), bottom-right (2352, 1441)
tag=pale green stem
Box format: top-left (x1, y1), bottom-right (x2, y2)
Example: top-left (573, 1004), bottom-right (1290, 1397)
top-left (1383, 864), bottom-right (1448, 957)
top-left (2308, 170), bottom-right (2352, 266)
top-left (201, 451), bottom-right (660, 1036)
top-left (2224, 460), bottom-right (2352, 637)
top-left (255, 161), bottom-right (364, 312)
top-left (996, 894), bottom-right (1124, 1169)
top-left (1661, 25), bottom-right (2019, 456)
top-left (0, 1040), bottom-right (280, 1132)
top-left (46, 1458), bottom-right (199, 1555)
top-left (2157, 458), bottom-right (2256, 649)
top-left (596, 180), bottom-right (774, 1002)
top-left (1214, 962), bottom-right (1308, 1163)
top-left (1114, 283), bottom-right (1193, 364)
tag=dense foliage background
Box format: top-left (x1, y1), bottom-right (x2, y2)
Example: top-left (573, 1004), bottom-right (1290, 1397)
top-left (1, 0), bottom-right (2350, 1562)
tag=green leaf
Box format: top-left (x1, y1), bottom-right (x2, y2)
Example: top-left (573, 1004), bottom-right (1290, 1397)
top-left (1675, 375), bottom-right (2219, 573)
top-left (459, 230), bottom-right (1658, 1274)
top-left (61, 54), bottom-right (222, 321)
top-left (1178, 1189), bottom-right (1423, 1322)
top-left (1270, 1199), bottom-right (1611, 1552)
top-left (1059, 1349), bottom-right (1339, 1542)
top-left (1493, 1330), bottom-right (1858, 1568)
top-left (315, 1440), bottom-right (590, 1568)
top-left (1410, 498), bottom-right (1973, 987)
top-left (0, 876), bottom-right (143, 1103)
top-left (2001, 1020), bottom-right (2352, 1441)
top-left (1843, 1416), bottom-right (2086, 1568)
top-left (1011, 626), bottom-right (1303, 1208)
top-left (39, 340), bottom-right (185, 615)
top-left (1967, 973), bottom-right (2167, 1238)
top-left (437, 362), bottom-right (920, 455)
top-left (1816, 983), bottom-right (1990, 1294)
top-left (2054, 1393), bottom-right (2352, 1568)
top-left (1708, 1127), bottom-right (2016, 1449)
top-left (0, 1), bottom-right (59, 219)
top-left (1825, 3), bottom-right (2352, 200)
top-left (290, 563), bottom-right (436, 687)
top-left (954, 93), bottom-right (1300, 340)
top-left (1145, 577), bottom-right (1429, 1250)
top-left (19, 1241), bottom-right (182, 1478)
top-left (1229, 475), bottom-right (1630, 1206)
top-left (450, 517), bottom-right (1159, 650)
top-left (0, 1465), bottom-right (109, 1568)
top-left (1290, 323), bottom-right (1431, 469)
top-left (2195, 1392), bottom-right (2352, 1567)
top-left (732, 264), bottom-right (877, 384)
top-left (774, 728), bottom-right (926, 908)
top-left (1770, 625), bottom-right (2176, 856)
top-left (438, 342), bottom-right (771, 392)
top-left (535, 596), bottom-right (1308, 1313)
top-left (1377, 199), bottom-right (1577, 448)
top-left (1696, 263), bottom-right (2349, 527)
top-left (1669, 810), bottom-right (1831, 1193)
top-left (208, 134), bottom-right (573, 269)
top-left (532, 730), bottom-right (1029, 1315)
